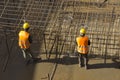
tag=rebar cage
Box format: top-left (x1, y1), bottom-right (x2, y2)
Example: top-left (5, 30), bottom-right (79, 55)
top-left (0, 0), bottom-right (120, 61)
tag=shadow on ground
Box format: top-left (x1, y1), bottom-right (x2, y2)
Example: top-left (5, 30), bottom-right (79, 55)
top-left (33, 56), bottom-right (120, 70)
top-left (88, 63), bottom-right (120, 69)
top-left (33, 56), bottom-right (79, 65)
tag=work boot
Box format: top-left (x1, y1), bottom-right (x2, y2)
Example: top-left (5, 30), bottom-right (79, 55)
top-left (26, 59), bottom-right (31, 65)
top-left (85, 66), bottom-right (88, 69)
top-left (85, 64), bottom-right (89, 70)
top-left (26, 57), bottom-right (35, 65)
top-left (79, 64), bottom-right (84, 68)
top-left (32, 57), bottom-right (42, 63)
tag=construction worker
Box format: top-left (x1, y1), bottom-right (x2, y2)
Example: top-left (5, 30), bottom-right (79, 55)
top-left (76, 28), bottom-right (90, 69)
top-left (18, 22), bottom-right (34, 64)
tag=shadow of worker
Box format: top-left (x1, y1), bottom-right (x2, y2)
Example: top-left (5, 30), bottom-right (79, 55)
top-left (89, 60), bottom-right (120, 70)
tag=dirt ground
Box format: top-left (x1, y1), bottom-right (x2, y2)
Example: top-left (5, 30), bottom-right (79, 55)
top-left (0, 49), bottom-right (120, 80)
top-left (0, 38), bottom-right (120, 80)
top-left (54, 57), bottom-right (120, 80)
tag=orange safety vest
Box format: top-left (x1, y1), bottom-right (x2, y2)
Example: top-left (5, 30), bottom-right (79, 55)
top-left (18, 30), bottom-right (30, 49)
top-left (76, 36), bottom-right (89, 54)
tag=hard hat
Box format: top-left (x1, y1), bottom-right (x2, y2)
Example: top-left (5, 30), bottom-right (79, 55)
top-left (23, 22), bottom-right (30, 29)
top-left (80, 28), bottom-right (86, 34)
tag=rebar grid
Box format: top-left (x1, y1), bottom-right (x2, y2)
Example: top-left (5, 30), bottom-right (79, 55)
top-left (0, 0), bottom-right (120, 73)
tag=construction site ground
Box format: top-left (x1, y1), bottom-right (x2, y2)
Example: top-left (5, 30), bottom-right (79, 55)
top-left (0, 50), bottom-right (120, 80)
top-left (1, 0), bottom-right (120, 80)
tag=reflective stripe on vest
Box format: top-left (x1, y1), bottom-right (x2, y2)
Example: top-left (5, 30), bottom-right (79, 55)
top-left (76, 36), bottom-right (89, 54)
top-left (18, 31), bottom-right (30, 49)
top-left (77, 46), bottom-right (88, 54)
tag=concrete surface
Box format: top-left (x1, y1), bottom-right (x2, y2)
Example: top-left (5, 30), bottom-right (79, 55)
top-left (0, 39), bottom-right (120, 80)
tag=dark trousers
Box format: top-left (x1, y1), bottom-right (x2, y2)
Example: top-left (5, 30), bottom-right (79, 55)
top-left (21, 48), bottom-right (33, 60)
top-left (78, 53), bottom-right (88, 67)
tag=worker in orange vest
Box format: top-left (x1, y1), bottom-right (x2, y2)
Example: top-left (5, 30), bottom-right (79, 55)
top-left (18, 22), bottom-right (34, 64)
top-left (76, 28), bottom-right (90, 69)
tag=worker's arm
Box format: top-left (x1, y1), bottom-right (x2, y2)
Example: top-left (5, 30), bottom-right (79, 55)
top-left (75, 41), bottom-right (77, 45)
top-left (88, 40), bottom-right (90, 45)
top-left (29, 35), bottom-right (32, 43)
top-left (75, 37), bottom-right (78, 45)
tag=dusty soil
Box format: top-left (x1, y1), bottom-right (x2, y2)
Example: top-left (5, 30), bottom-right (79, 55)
top-left (0, 47), bottom-right (120, 80)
